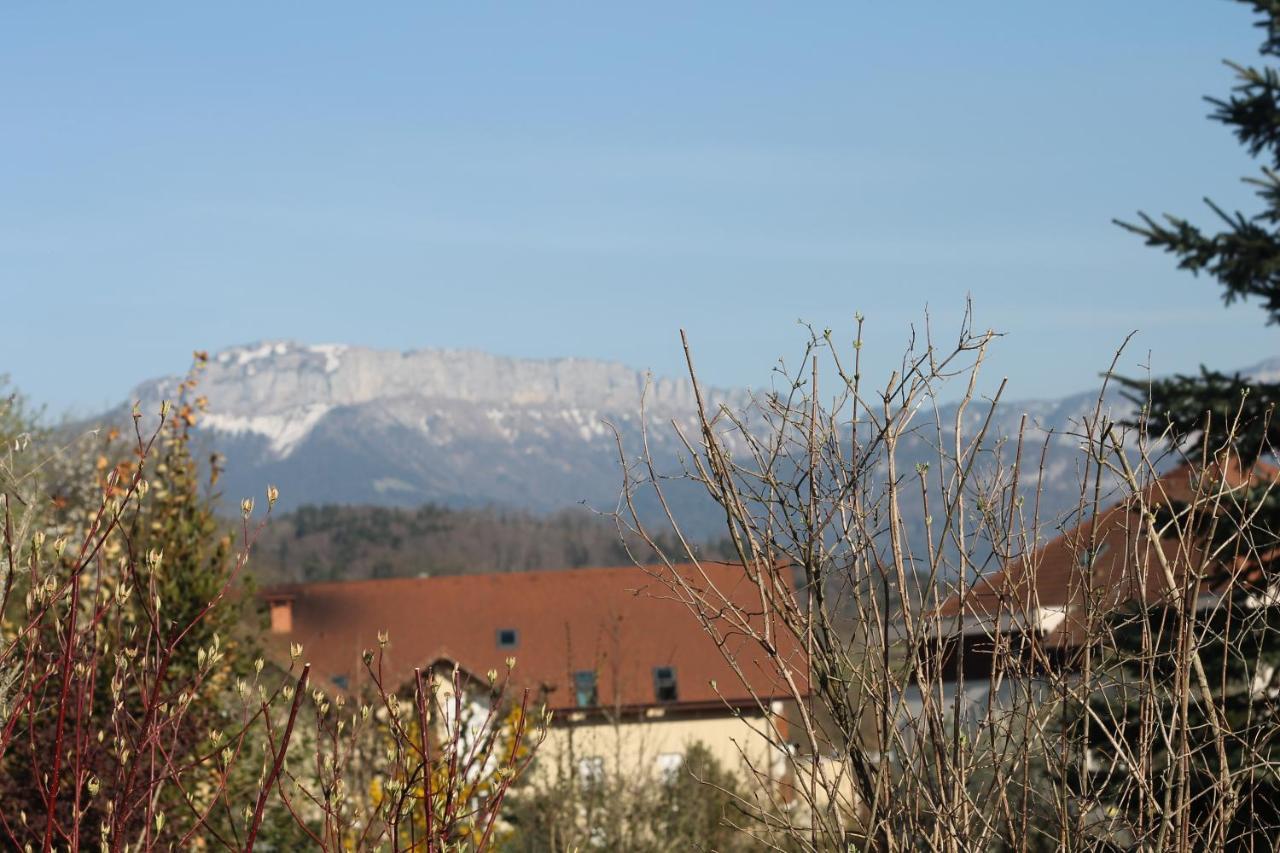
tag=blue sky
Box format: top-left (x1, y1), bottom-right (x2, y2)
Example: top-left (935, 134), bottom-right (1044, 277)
top-left (2, 2), bottom-right (1277, 415)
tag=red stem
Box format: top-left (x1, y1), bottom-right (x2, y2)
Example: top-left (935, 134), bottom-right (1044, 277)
top-left (244, 664), bottom-right (309, 852)
top-left (41, 559), bottom-right (81, 853)
top-left (413, 668), bottom-right (435, 852)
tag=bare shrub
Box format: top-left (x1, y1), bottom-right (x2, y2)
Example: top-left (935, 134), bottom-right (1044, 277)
top-left (618, 313), bottom-right (1280, 851)
top-left (268, 649), bottom-right (543, 850)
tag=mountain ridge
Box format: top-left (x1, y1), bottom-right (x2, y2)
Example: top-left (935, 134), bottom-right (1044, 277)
top-left (102, 341), bottom-right (1280, 539)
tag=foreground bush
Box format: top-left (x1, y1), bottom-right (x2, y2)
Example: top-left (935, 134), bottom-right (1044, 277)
top-left (619, 313), bottom-right (1280, 851)
top-left (0, 361), bottom-right (544, 851)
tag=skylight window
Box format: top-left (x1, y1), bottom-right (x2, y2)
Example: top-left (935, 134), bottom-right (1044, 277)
top-left (653, 666), bottom-right (678, 703)
top-left (1078, 543), bottom-right (1110, 567)
top-left (573, 670), bottom-right (598, 707)
top-left (496, 628), bottom-right (519, 649)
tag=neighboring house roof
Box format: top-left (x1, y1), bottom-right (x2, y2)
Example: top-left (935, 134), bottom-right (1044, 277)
top-left (934, 458), bottom-right (1279, 647)
top-left (262, 562), bottom-right (805, 712)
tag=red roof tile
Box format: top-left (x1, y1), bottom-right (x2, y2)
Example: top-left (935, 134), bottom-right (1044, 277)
top-left (263, 563), bottom-right (805, 711)
top-left (935, 458), bottom-right (1279, 646)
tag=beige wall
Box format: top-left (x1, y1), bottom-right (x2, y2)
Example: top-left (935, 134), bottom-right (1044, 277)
top-left (531, 708), bottom-right (782, 786)
top-left (521, 704), bottom-right (877, 835)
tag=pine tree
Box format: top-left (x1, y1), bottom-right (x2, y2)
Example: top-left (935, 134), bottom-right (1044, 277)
top-left (1115, 2), bottom-right (1280, 459)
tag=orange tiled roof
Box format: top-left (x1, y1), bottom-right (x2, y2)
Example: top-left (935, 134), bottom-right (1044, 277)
top-left (934, 458), bottom-right (1279, 646)
top-left (263, 562), bottom-right (805, 711)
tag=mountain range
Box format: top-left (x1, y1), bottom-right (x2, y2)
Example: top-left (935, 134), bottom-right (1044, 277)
top-left (119, 341), bottom-right (745, 535)
top-left (109, 341), bottom-right (1280, 542)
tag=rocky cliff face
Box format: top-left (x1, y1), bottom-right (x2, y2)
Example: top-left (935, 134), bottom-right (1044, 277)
top-left (124, 341), bottom-right (747, 532)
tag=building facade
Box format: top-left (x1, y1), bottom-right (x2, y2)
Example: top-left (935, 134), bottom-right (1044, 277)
top-left (263, 562), bottom-right (806, 788)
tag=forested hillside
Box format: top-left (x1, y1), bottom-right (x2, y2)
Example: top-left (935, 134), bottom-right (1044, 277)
top-left (251, 502), bottom-right (730, 584)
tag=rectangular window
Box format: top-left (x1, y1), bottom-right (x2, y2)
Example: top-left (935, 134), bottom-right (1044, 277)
top-left (496, 628), bottom-right (519, 649)
top-left (653, 666), bottom-right (678, 702)
top-left (573, 670), bottom-right (598, 707)
top-left (655, 752), bottom-right (683, 782)
top-left (577, 756), bottom-right (604, 786)
top-left (1078, 543), bottom-right (1109, 567)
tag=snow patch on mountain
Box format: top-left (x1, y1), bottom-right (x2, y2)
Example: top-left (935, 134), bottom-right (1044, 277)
top-left (485, 409), bottom-right (517, 442)
top-left (200, 403), bottom-right (333, 456)
top-left (218, 341), bottom-right (290, 367)
top-left (310, 343), bottom-right (348, 374)
top-left (1246, 356), bottom-right (1280, 384)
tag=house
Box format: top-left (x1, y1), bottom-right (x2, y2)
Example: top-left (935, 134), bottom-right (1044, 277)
top-left (261, 562), bottom-right (807, 787)
top-left (916, 457), bottom-right (1278, 720)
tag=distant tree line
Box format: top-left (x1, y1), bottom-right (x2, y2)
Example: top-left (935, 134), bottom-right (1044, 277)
top-left (252, 502), bottom-right (734, 585)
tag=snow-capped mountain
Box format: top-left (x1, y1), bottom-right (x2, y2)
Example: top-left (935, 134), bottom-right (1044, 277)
top-left (122, 341), bottom-right (748, 532)
top-left (109, 341), bottom-right (1279, 540)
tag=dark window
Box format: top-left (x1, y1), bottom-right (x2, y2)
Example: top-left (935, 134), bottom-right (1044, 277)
top-left (496, 628), bottom-right (519, 649)
top-left (653, 666), bottom-right (678, 702)
top-left (1078, 543), bottom-right (1109, 567)
top-left (573, 671), bottom-right (598, 707)
top-left (331, 674), bottom-right (349, 690)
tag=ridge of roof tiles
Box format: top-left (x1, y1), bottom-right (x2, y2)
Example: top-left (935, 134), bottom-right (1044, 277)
top-left (933, 458), bottom-right (1280, 646)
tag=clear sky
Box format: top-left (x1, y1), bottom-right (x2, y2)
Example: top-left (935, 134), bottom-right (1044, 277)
top-left (3, 2), bottom-right (1278, 415)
